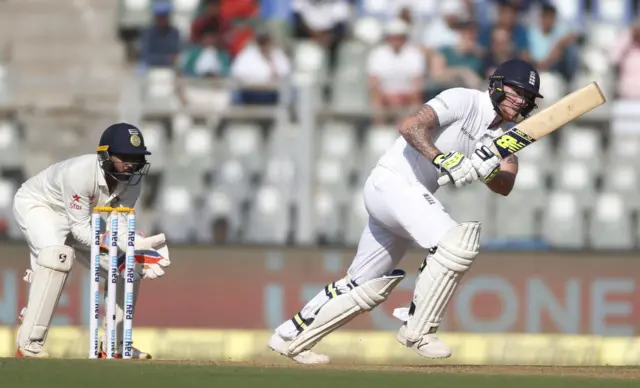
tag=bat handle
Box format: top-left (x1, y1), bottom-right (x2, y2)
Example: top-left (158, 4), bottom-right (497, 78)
top-left (437, 174), bottom-right (451, 187)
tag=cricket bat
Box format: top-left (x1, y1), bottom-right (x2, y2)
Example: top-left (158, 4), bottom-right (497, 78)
top-left (438, 81), bottom-right (606, 187)
top-left (490, 81), bottom-right (606, 159)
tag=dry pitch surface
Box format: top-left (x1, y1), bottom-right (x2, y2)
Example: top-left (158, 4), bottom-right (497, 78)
top-left (2, 358), bottom-right (639, 388)
top-left (157, 360), bottom-right (640, 379)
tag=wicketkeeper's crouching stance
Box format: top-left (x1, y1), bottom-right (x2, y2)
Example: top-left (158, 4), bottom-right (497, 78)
top-left (13, 123), bottom-right (171, 358)
top-left (268, 59), bottom-right (544, 364)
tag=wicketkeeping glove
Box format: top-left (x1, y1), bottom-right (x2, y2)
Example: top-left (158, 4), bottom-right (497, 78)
top-left (129, 233), bottom-right (171, 280)
top-left (100, 232), bottom-right (171, 280)
top-left (433, 151), bottom-right (478, 188)
top-left (470, 143), bottom-right (501, 183)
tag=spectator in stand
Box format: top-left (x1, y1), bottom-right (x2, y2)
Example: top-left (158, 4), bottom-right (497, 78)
top-left (611, 18), bottom-right (640, 99)
top-left (230, 29), bottom-right (291, 105)
top-left (492, 0), bottom-right (544, 15)
top-left (422, 0), bottom-right (473, 50)
top-left (481, 27), bottom-right (516, 77)
top-left (397, 6), bottom-right (422, 45)
top-left (180, 28), bottom-right (231, 78)
top-left (528, 3), bottom-right (579, 83)
top-left (292, 0), bottom-right (350, 71)
top-left (367, 19), bottom-right (425, 124)
top-left (479, 0), bottom-right (530, 61)
top-left (140, 1), bottom-right (182, 69)
top-left (434, 20), bottom-right (485, 89)
top-left (191, 0), bottom-right (223, 45)
top-left (220, 0), bottom-right (259, 57)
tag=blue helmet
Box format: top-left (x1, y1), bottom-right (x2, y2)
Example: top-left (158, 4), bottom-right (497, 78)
top-left (97, 123), bottom-right (151, 185)
top-left (489, 58), bottom-right (543, 118)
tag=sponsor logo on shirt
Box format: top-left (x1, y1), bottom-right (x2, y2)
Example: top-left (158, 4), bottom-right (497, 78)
top-left (423, 193), bottom-right (436, 205)
top-left (460, 126), bottom-right (477, 141)
top-left (69, 194), bottom-right (82, 210)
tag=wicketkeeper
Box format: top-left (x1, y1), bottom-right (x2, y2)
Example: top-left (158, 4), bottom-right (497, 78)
top-left (13, 123), bottom-right (171, 358)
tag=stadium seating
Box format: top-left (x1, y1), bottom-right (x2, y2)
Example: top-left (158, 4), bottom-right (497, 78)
top-left (1, 0), bottom-right (638, 251)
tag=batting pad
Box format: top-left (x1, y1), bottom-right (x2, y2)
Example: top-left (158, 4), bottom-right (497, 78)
top-left (402, 222), bottom-right (480, 342)
top-left (17, 245), bottom-right (75, 347)
top-left (288, 269), bottom-right (406, 356)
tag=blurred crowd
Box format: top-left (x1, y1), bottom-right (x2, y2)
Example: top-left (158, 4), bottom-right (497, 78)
top-left (2, 0), bottom-right (638, 246)
top-left (130, 0), bottom-right (616, 118)
top-left (137, 0), bottom-right (287, 105)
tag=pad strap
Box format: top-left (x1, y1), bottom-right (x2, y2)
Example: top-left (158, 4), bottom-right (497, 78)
top-left (287, 269), bottom-right (406, 356)
top-left (402, 222), bottom-right (480, 342)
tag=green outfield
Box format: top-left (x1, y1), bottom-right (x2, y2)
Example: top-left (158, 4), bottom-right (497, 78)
top-left (1, 359), bottom-right (640, 388)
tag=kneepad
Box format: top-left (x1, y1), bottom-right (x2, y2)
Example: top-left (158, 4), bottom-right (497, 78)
top-left (287, 269), bottom-right (406, 356)
top-left (403, 222), bottom-right (480, 342)
top-left (18, 245), bottom-right (75, 346)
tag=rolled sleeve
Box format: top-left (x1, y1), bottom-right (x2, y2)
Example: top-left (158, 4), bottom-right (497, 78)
top-left (426, 88), bottom-right (473, 127)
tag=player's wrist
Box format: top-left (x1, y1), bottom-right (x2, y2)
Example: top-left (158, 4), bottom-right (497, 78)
top-left (432, 151), bottom-right (463, 169)
top-left (483, 168), bottom-right (500, 183)
top-left (431, 153), bottom-right (445, 166)
top-left (431, 150), bottom-right (449, 166)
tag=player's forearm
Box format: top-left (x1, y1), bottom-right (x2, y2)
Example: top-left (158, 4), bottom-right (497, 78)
top-left (487, 172), bottom-right (515, 196)
top-left (398, 105), bottom-right (442, 160)
top-left (70, 223), bottom-right (93, 247)
top-left (487, 155), bottom-right (518, 196)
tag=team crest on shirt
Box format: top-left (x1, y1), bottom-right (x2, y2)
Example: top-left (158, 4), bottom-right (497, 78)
top-left (130, 134), bottom-right (141, 147)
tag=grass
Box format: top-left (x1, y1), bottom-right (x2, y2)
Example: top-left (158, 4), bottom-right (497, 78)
top-left (0, 359), bottom-right (638, 388)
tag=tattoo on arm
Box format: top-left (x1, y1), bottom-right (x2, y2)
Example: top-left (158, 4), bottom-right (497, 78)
top-left (399, 105), bottom-right (442, 161)
top-left (505, 154), bottom-right (518, 165)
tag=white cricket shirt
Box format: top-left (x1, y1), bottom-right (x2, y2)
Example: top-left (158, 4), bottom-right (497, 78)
top-left (15, 154), bottom-right (142, 250)
top-left (375, 87), bottom-right (508, 193)
top-left (230, 43), bottom-right (291, 85)
top-left (292, 0), bottom-right (350, 31)
top-left (366, 43), bottom-right (426, 94)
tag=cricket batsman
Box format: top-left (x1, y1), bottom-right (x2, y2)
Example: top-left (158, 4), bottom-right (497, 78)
top-left (13, 123), bottom-right (171, 358)
top-left (268, 59), bottom-right (544, 364)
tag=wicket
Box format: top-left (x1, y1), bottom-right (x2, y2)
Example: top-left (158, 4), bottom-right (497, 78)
top-left (89, 206), bottom-right (136, 360)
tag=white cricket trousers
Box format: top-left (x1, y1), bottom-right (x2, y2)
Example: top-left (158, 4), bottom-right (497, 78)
top-left (275, 166), bottom-right (457, 338)
top-left (12, 192), bottom-right (73, 271)
top-left (347, 166), bottom-right (458, 284)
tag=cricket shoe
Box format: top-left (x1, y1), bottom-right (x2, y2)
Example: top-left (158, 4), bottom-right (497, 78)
top-left (16, 342), bottom-right (50, 358)
top-left (98, 340), bottom-right (152, 360)
top-left (268, 333), bottom-right (330, 364)
top-left (396, 324), bottom-right (452, 359)
top-left (15, 308), bottom-right (50, 358)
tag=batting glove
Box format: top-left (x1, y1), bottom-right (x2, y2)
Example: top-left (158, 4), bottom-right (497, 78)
top-left (433, 151), bottom-right (478, 188)
top-left (470, 143), bottom-right (501, 183)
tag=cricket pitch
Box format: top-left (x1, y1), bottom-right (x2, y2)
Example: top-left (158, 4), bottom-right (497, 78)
top-left (2, 359), bottom-right (640, 388)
